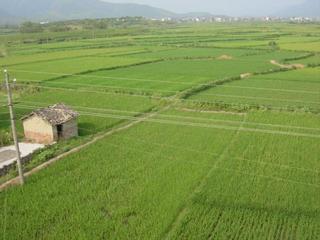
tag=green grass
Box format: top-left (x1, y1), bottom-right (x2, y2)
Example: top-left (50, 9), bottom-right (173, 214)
top-left (190, 67), bottom-right (320, 111)
top-left (288, 54), bottom-right (320, 66)
top-left (1, 22), bottom-right (320, 240)
top-left (1, 110), bottom-right (319, 239)
top-left (124, 47), bottom-right (262, 59)
top-left (0, 46), bottom-right (152, 67)
top-left (0, 89), bottom-right (157, 137)
top-left (280, 41), bottom-right (320, 52)
top-left (8, 56), bottom-right (157, 82)
top-left (17, 50), bottom-right (303, 97)
top-left (167, 111), bottom-right (320, 239)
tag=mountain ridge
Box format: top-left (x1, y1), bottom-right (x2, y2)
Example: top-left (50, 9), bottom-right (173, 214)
top-left (276, 0), bottom-right (320, 17)
top-left (0, 0), bottom-right (176, 23)
top-left (0, 0), bottom-right (319, 25)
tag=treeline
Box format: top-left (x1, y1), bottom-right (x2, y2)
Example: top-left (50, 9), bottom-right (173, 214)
top-left (19, 17), bottom-right (175, 33)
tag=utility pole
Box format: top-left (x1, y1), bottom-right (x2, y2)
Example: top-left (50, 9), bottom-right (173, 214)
top-left (4, 69), bottom-right (24, 185)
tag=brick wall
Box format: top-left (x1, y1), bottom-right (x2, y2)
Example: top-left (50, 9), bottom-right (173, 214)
top-left (61, 119), bottom-right (78, 140)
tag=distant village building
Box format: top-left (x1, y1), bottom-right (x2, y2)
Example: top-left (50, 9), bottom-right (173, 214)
top-left (22, 103), bottom-right (79, 144)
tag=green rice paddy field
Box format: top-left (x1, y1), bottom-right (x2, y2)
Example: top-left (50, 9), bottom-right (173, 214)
top-left (0, 22), bottom-right (319, 239)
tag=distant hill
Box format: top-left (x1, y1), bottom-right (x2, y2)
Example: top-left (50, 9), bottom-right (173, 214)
top-left (180, 12), bottom-right (214, 18)
top-left (276, 0), bottom-right (320, 17)
top-left (0, 0), bottom-right (176, 23)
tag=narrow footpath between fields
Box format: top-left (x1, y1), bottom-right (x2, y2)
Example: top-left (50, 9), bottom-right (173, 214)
top-left (0, 105), bottom-right (171, 191)
top-left (162, 115), bottom-right (248, 239)
top-left (270, 60), bottom-right (305, 69)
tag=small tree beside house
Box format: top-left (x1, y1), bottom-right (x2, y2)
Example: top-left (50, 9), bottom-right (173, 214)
top-left (21, 103), bottom-right (79, 144)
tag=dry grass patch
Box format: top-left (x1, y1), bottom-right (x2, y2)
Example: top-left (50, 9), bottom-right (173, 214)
top-left (217, 55), bottom-right (233, 60)
top-left (270, 60), bottom-right (305, 69)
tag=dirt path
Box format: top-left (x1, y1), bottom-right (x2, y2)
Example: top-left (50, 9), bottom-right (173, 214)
top-left (270, 60), bottom-right (305, 69)
top-left (0, 107), bottom-right (168, 191)
top-left (162, 116), bottom-right (247, 239)
top-left (217, 55), bottom-right (233, 60)
top-left (0, 143), bottom-right (44, 169)
top-left (240, 72), bottom-right (252, 79)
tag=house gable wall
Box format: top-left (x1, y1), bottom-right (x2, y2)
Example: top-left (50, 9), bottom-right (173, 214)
top-left (23, 115), bottom-right (56, 144)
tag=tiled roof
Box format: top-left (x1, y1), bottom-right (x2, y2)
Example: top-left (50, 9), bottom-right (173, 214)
top-left (22, 103), bottom-right (78, 125)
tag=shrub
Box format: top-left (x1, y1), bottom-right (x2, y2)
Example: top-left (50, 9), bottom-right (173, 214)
top-left (20, 22), bottom-right (44, 33)
top-left (0, 130), bottom-right (12, 147)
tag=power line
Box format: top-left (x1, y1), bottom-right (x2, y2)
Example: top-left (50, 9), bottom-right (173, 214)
top-left (109, 134), bottom-right (320, 174)
top-left (6, 108), bottom-right (320, 176)
top-left (221, 85), bottom-right (320, 95)
top-left (14, 82), bottom-right (320, 107)
top-left (195, 93), bottom-right (320, 105)
top-left (3, 104), bottom-right (319, 187)
top-left (102, 137), bottom-right (320, 188)
top-left (11, 69), bottom-right (197, 86)
top-left (4, 67), bottom-right (245, 86)
top-left (19, 100), bottom-right (320, 132)
top-left (17, 102), bottom-right (320, 137)
top-left (7, 107), bottom-right (318, 174)
top-left (100, 136), bottom-right (320, 189)
top-left (5, 106), bottom-right (320, 175)
top-left (4, 100), bottom-right (320, 139)
top-left (3, 69), bottom-right (24, 185)
top-left (19, 77), bottom-right (320, 96)
top-left (257, 76), bottom-right (320, 83)
top-left (15, 82), bottom-right (177, 95)
top-left (12, 69), bottom-right (320, 95)
top-left (13, 84), bottom-right (171, 100)
top-left (70, 111), bottom-right (320, 139)
top-left (217, 167), bottom-right (320, 188)
top-left (14, 104), bottom-right (320, 139)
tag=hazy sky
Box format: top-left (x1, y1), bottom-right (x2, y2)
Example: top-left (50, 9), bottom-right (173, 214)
top-left (106, 0), bottom-right (305, 16)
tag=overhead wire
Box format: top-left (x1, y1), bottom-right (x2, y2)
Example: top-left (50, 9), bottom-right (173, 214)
top-left (2, 109), bottom-right (319, 175)
top-left (13, 82), bottom-right (320, 107)
top-left (13, 103), bottom-right (320, 139)
top-left (99, 135), bottom-right (320, 188)
top-left (18, 100), bottom-right (320, 132)
top-left (11, 69), bottom-right (320, 95)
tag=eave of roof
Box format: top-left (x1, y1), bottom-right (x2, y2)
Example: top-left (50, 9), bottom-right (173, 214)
top-left (21, 103), bottom-right (79, 126)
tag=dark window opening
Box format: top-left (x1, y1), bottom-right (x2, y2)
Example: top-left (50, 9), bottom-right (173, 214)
top-left (57, 124), bottom-right (63, 138)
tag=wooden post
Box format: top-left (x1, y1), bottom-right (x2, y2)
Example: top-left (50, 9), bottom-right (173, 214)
top-left (4, 69), bottom-right (24, 185)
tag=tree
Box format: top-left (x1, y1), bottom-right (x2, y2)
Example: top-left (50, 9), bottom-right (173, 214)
top-left (268, 41), bottom-right (279, 50)
top-left (20, 22), bottom-right (44, 33)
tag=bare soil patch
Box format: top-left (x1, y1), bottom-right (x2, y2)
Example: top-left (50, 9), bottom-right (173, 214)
top-left (270, 60), bottom-right (305, 69)
top-left (217, 55), bottom-right (233, 60)
top-left (291, 63), bottom-right (305, 69)
top-left (240, 73), bottom-right (252, 79)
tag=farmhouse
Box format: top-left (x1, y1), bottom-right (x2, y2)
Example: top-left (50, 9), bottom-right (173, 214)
top-left (22, 103), bottom-right (79, 144)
